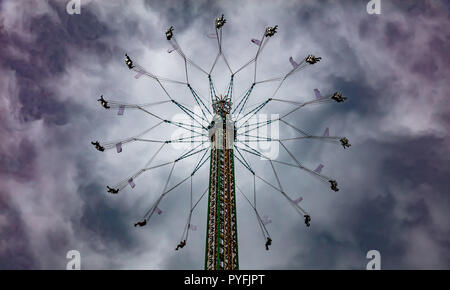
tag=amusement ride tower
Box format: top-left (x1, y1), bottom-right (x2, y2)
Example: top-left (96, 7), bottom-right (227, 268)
top-left (205, 94), bottom-right (238, 269)
top-left (93, 14), bottom-right (350, 270)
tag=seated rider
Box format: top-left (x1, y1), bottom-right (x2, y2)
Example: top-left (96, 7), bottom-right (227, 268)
top-left (91, 141), bottom-right (105, 152)
top-left (265, 237), bottom-right (272, 250)
top-left (305, 55), bottom-right (322, 64)
top-left (329, 180), bottom-right (339, 192)
top-left (340, 137), bottom-right (351, 149)
top-left (125, 53), bottom-right (134, 69)
top-left (264, 25), bottom-right (278, 37)
top-left (165, 26), bottom-right (174, 40)
top-left (175, 240), bottom-right (186, 250)
top-left (97, 95), bottom-right (110, 109)
top-left (215, 14), bottom-right (226, 29)
top-left (304, 215), bottom-right (311, 227)
top-left (106, 186), bottom-right (119, 194)
top-left (134, 219), bottom-right (147, 227)
top-left (331, 92), bottom-right (347, 103)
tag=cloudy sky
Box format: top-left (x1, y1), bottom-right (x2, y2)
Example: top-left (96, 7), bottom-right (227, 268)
top-left (0, 0), bottom-right (449, 270)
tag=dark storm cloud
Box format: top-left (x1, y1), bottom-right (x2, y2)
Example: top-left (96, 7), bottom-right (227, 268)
top-left (0, 0), bottom-right (137, 269)
top-left (144, 0), bottom-right (222, 31)
top-left (275, 0), bottom-right (450, 270)
top-left (0, 0), bottom-right (449, 270)
top-left (0, 138), bottom-right (37, 180)
top-left (0, 1), bottom-right (111, 125)
top-left (286, 133), bottom-right (450, 269)
top-left (75, 174), bottom-right (138, 249)
top-left (0, 193), bottom-right (38, 269)
top-left (383, 21), bottom-right (414, 47)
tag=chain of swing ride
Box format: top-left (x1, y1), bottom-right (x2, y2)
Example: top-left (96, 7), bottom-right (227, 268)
top-left (92, 14), bottom-right (350, 251)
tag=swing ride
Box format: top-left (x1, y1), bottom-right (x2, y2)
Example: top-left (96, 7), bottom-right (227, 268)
top-left (92, 14), bottom-right (350, 270)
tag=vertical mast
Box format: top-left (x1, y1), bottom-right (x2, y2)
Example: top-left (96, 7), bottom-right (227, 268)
top-left (205, 94), bottom-right (238, 270)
